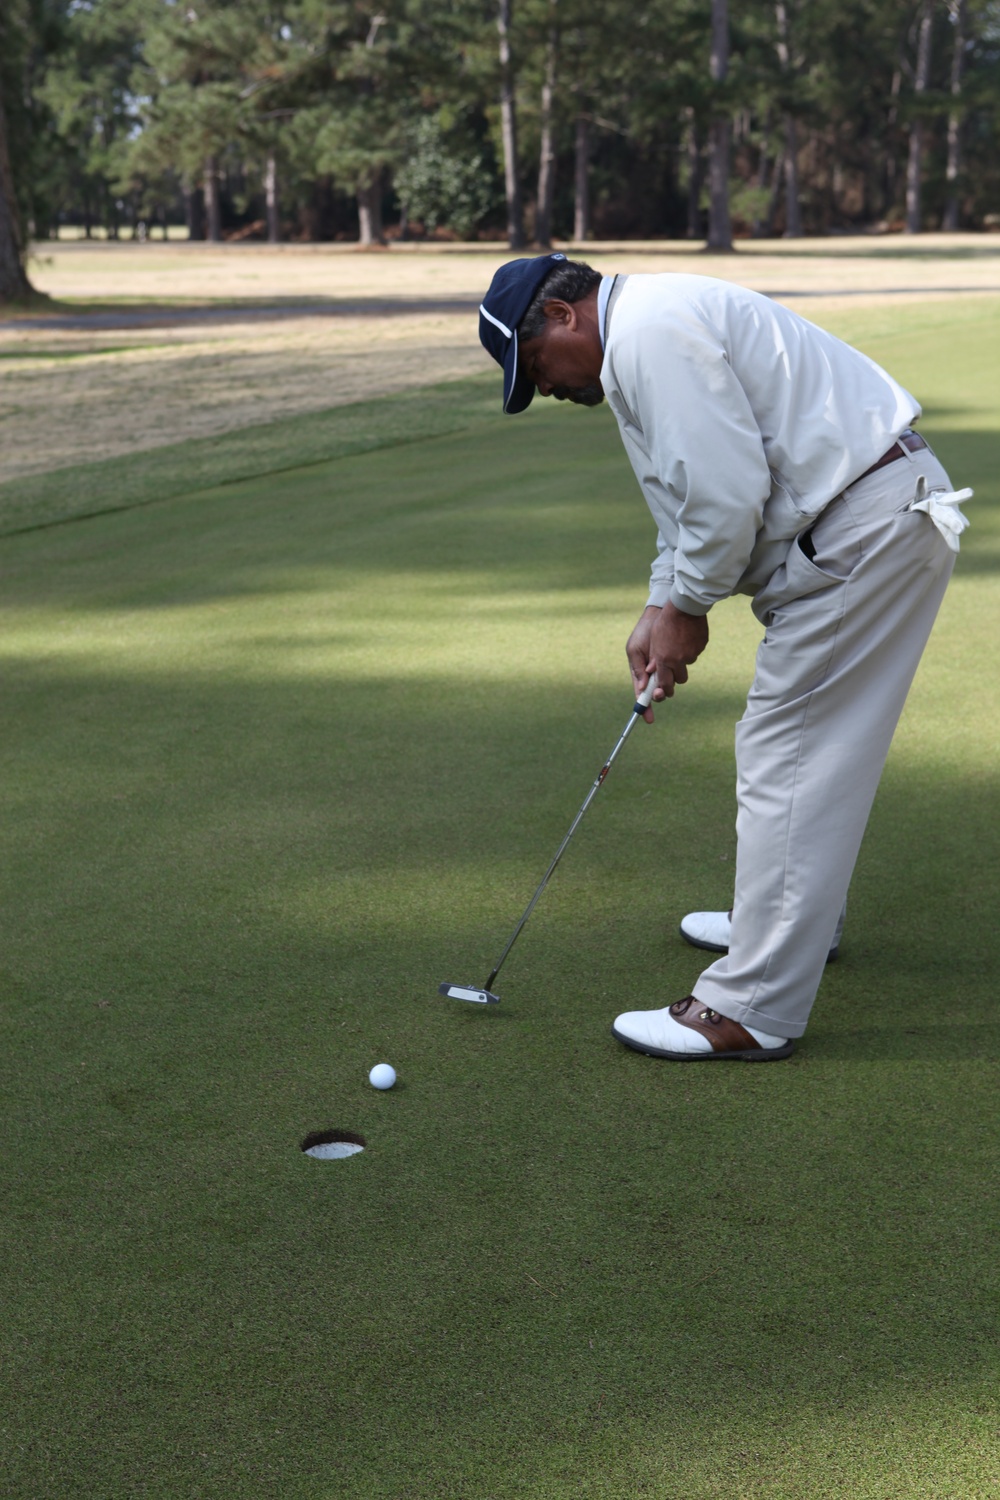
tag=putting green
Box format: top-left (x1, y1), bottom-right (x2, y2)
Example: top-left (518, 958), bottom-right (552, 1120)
top-left (0, 299), bottom-right (997, 1498)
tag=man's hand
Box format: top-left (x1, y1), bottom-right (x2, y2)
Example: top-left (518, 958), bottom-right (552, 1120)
top-left (626, 602), bottom-right (710, 720)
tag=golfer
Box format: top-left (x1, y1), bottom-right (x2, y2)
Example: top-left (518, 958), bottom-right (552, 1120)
top-left (478, 254), bottom-right (971, 1062)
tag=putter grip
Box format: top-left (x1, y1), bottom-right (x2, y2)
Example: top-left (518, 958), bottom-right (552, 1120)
top-left (635, 672), bottom-right (659, 711)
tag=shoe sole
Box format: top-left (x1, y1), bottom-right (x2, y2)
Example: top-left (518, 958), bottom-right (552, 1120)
top-left (611, 1023), bottom-right (796, 1062)
top-left (679, 925), bottom-right (839, 963)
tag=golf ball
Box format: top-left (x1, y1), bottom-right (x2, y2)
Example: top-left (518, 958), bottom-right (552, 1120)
top-left (369, 1063), bottom-right (396, 1090)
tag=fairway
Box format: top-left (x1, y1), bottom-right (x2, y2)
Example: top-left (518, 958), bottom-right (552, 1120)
top-left (1, 297), bottom-right (998, 1498)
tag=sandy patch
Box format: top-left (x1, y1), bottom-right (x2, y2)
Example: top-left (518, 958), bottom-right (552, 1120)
top-left (24, 233), bottom-right (1000, 303)
top-left (0, 311), bottom-right (483, 483)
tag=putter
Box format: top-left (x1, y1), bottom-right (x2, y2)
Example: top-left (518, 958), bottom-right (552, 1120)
top-left (439, 673), bottom-right (659, 1005)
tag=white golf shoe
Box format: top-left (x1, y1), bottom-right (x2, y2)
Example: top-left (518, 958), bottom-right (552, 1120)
top-left (612, 997), bottom-right (794, 1062)
top-left (679, 909), bottom-right (840, 962)
top-left (678, 909), bottom-right (733, 953)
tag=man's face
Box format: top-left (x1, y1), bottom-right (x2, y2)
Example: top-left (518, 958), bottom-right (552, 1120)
top-left (519, 298), bottom-right (605, 406)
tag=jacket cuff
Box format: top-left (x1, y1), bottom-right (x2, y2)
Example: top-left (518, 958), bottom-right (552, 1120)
top-left (668, 585), bottom-right (713, 617)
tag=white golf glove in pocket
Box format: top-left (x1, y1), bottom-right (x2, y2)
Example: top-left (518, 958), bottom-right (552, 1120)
top-left (910, 474), bottom-right (973, 553)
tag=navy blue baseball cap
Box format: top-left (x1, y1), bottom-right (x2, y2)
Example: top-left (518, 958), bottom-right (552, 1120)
top-left (479, 252), bottom-right (567, 414)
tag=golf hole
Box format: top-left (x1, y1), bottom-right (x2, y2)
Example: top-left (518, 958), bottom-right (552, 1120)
top-left (301, 1129), bottom-right (366, 1161)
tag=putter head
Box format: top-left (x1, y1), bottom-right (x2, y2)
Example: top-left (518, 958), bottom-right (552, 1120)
top-left (439, 982), bottom-right (500, 1005)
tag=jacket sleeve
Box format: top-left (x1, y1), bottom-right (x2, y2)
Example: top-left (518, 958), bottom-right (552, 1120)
top-left (648, 531), bottom-right (676, 608)
top-left (613, 418), bottom-right (676, 606)
top-left (608, 303), bottom-right (773, 615)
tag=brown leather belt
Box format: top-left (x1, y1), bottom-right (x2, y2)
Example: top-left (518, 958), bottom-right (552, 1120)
top-left (800, 429), bottom-right (930, 563)
top-left (858, 429), bottom-right (928, 482)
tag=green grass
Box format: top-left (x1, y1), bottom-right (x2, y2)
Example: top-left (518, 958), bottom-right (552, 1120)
top-left (0, 299), bottom-right (997, 1499)
top-left (0, 375), bottom-right (499, 536)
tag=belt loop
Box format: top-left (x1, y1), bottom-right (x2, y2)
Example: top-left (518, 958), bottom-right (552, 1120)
top-left (857, 430), bottom-right (927, 484)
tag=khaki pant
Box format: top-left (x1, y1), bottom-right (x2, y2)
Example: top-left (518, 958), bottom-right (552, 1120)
top-left (692, 445), bottom-right (957, 1038)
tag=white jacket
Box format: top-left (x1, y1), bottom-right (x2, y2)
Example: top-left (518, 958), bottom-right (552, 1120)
top-left (600, 274), bottom-right (919, 615)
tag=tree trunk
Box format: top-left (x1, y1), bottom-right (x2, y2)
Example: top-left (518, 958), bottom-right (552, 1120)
top-left (573, 113), bottom-right (589, 242)
top-left (765, 146), bottom-right (786, 235)
top-left (204, 157), bottom-right (222, 242)
top-left (782, 114), bottom-right (802, 236)
top-left (905, 0), bottom-right (933, 234)
top-left (775, 2), bottom-right (802, 238)
top-left (751, 110), bottom-right (772, 236)
top-left (883, 67), bottom-right (902, 219)
top-left (314, 175), bottom-right (336, 241)
top-left (942, 0), bottom-right (967, 231)
top-left (707, 119), bottom-right (732, 249)
top-left (535, 1), bottom-right (558, 248)
top-left (0, 72), bottom-right (32, 302)
top-left (498, 0), bottom-right (525, 249)
top-left (706, 0), bottom-right (732, 251)
top-left (185, 182), bottom-right (205, 241)
top-left (265, 149), bottom-right (280, 243)
top-left (684, 108), bottom-right (701, 240)
top-left (357, 173), bottom-right (385, 246)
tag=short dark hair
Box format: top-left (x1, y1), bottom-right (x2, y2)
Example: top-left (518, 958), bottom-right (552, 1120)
top-left (517, 259), bottom-right (601, 341)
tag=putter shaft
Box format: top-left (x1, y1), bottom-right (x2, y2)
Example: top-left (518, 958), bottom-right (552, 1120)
top-left (482, 676), bottom-right (658, 992)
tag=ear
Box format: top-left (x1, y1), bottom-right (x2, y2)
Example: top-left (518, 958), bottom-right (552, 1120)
top-left (541, 298), bottom-right (576, 329)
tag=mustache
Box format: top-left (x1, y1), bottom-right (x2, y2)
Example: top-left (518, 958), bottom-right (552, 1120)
top-left (552, 383), bottom-right (605, 407)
